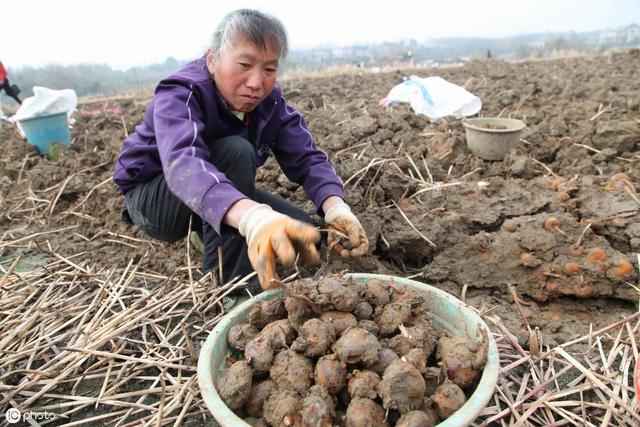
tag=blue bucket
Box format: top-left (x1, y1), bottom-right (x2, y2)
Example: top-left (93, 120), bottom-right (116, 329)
top-left (18, 112), bottom-right (71, 154)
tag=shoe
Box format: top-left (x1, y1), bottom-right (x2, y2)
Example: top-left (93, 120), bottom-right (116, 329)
top-left (227, 277), bottom-right (262, 297)
top-left (189, 231), bottom-right (204, 254)
top-left (222, 295), bottom-right (250, 311)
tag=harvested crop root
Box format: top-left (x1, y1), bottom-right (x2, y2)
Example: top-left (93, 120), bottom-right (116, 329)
top-left (376, 302), bottom-right (413, 336)
top-left (314, 354), bottom-right (347, 394)
top-left (320, 311), bottom-right (358, 335)
top-left (217, 274), bottom-right (487, 425)
top-left (357, 319), bottom-right (379, 335)
top-left (368, 347), bottom-right (400, 375)
top-left (301, 385), bottom-right (335, 427)
top-left (283, 276), bottom-right (359, 312)
top-left (249, 297), bottom-right (287, 329)
top-left (246, 379), bottom-right (275, 417)
top-left (437, 331), bottom-right (488, 389)
top-left (270, 349), bottom-right (314, 395)
top-left (432, 379), bottom-right (466, 419)
top-left (334, 327), bottom-right (381, 365)
top-left (347, 370), bottom-right (381, 399)
top-left (285, 296), bottom-right (314, 329)
top-left (364, 278), bottom-right (391, 306)
top-left (217, 360), bottom-right (253, 410)
top-left (291, 318), bottom-right (336, 357)
top-left (353, 301), bottom-right (373, 320)
top-left (345, 397), bottom-right (388, 427)
top-left (402, 348), bottom-right (427, 375)
top-left (244, 319), bottom-right (295, 372)
top-left (227, 322), bottom-right (259, 351)
top-left (379, 359), bottom-right (426, 413)
top-left (264, 389), bottom-right (303, 427)
top-left (396, 410), bottom-right (436, 427)
top-left (244, 331), bottom-right (276, 372)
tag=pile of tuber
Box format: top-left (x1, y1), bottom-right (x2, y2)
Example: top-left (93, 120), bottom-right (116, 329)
top-left (215, 274), bottom-right (488, 426)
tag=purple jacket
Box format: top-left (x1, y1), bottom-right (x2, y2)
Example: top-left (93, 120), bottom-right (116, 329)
top-left (113, 58), bottom-right (344, 234)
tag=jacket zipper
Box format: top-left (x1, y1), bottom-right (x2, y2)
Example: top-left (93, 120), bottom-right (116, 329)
top-left (255, 98), bottom-right (278, 146)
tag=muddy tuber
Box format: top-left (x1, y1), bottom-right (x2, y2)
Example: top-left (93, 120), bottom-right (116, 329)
top-left (432, 379), bottom-right (466, 419)
top-left (284, 277), bottom-right (359, 313)
top-left (378, 359), bottom-right (426, 414)
top-left (334, 327), bottom-right (381, 365)
top-left (263, 389), bottom-right (303, 427)
top-left (217, 360), bottom-right (253, 410)
top-left (357, 319), bottom-right (380, 336)
top-left (347, 370), bottom-right (381, 399)
top-left (345, 397), bottom-right (388, 427)
top-left (249, 297), bottom-right (287, 329)
top-left (396, 410), bottom-right (436, 427)
top-left (245, 379), bottom-right (275, 418)
top-left (368, 347), bottom-right (400, 376)
top-left (301, 385), bottom-right (335, 427)
top-left (353, 301), bottom-right (373, 320)
top-left (320, 311), bottom-right (358, 335)
top-left (285, 296), bottom-right (314, 330)
top-left (402, 348), bottom-right (428, 375)
top-left (227, 322), bottom-right (259, 351)
top-left (218, 274), bottom-right (487, 425)
top-left (376, 302), bottom-right (413, 336)
top-left (291, 318), bottom-right (336, 357)
top-left (364, 279), bottom-right (391, 307)
top-left (244, 319), bottom-right (295, 372)
top-left (314, 354), bottom-right (347, 395)
top-left (437, 332), bottom-right (488, 389)
top-left (270, 349), bottom-right (314, 395)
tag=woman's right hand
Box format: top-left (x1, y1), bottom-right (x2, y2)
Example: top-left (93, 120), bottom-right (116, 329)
top-left (239, 204), bottom-right (320, 289)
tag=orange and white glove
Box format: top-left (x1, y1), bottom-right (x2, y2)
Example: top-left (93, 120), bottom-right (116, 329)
top-left (325, 202), bottom-right (369, 260)
top-left (239, 204), bottom-right (321, 290)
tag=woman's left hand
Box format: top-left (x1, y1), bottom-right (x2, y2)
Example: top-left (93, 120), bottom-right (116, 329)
top-left (325, 202), bottom-right (369, 260)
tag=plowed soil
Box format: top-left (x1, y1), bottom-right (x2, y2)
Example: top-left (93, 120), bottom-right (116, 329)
top-left (1, 50), bottom-right (639, 347)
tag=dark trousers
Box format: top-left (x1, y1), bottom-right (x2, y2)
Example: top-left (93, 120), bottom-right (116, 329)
top-left (1, 79), bottom-right (21, 104)
top-left (122, 135), bottom-right (313, 287)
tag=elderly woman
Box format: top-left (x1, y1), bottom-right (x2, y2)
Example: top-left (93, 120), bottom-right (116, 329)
top-left (113, 9), bottom-right (368, 293)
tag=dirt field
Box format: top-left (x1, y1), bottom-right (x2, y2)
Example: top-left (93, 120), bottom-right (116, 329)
top-left (1, 50), bottom-right (639, 424)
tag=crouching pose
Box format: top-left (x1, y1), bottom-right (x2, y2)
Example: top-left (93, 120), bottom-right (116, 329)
top-left (113, 9), bottom-right (368, 293)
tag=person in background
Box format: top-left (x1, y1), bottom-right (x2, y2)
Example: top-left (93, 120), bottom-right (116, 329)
top-left (113, 9), bottom-right (368, 295)
top-left (0, 61), bottom-right (22, 105)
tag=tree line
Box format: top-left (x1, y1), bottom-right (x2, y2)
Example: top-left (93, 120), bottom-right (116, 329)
top-left (5, 57), bottom-right (185, 103)
top-left (3, 24), bottom-right (638, 104)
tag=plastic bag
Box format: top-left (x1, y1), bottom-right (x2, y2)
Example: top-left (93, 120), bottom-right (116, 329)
top-left (11, 86), bottom-right (77, 122)
top-left (10, 86), bottom-right (77, 136)
top-left (379, 76), bottom-right (481, 120)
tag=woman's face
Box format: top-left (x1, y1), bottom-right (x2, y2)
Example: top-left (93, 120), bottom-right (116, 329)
top-left (208, 38), bottom-right (279, 113)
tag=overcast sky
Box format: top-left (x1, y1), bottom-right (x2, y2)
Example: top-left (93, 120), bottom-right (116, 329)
top-left (1, 0), bottom-right (639, 70)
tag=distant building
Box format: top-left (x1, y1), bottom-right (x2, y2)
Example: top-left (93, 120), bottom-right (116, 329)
top-left (626, 24), bottom-right (640, 43)
top-left (285, 23), bottom-right (639, 71)
top-left (599, 24), bottom-right (640, 45)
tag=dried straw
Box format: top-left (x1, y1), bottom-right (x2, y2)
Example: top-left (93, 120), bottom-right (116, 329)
top-left (475, 312), bottom-right (640, 426)
top-left (0, 255), bottom-right (225, 426)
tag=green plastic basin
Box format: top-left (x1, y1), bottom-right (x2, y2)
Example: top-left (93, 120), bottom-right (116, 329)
top-left (197, 273), bottom-right (499, 426)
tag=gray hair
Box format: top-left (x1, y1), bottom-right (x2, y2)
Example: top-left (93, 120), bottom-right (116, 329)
top-left (210, 9), bottom-right (289, 61)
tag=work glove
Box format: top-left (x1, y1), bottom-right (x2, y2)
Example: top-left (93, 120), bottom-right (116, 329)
top-left (325, 202), bottom-right (369, 260)
top-left (239, 204), bottom-right (321, 290)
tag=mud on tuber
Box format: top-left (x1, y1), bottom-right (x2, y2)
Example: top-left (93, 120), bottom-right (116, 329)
top-left (216, 274), bottom-right (489, 426)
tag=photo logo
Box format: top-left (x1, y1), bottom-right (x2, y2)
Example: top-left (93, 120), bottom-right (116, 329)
top-left (4, 408), bottom-right (57, 424)
top-left (5, 408), bottom-right (21, 424)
